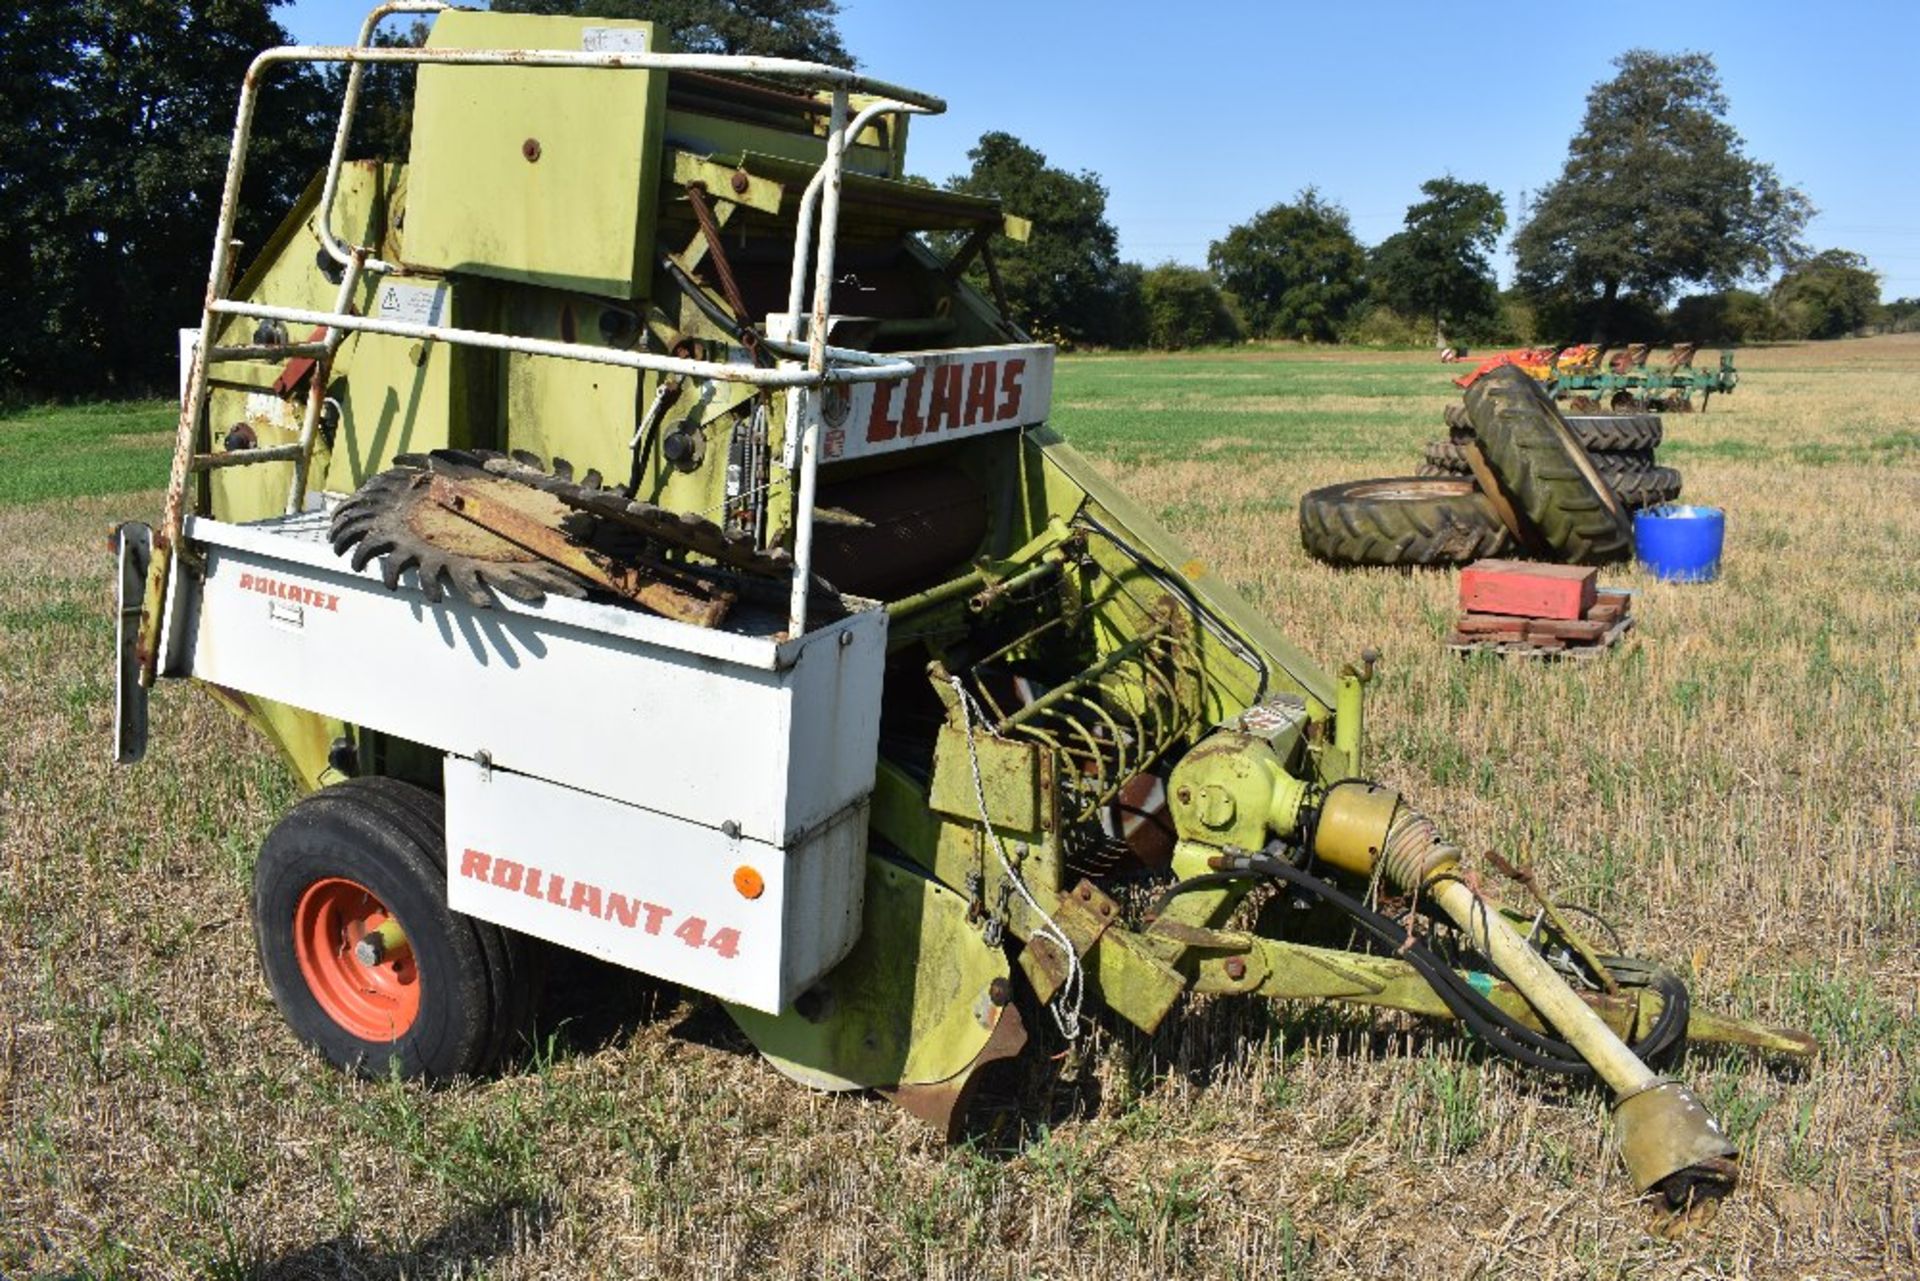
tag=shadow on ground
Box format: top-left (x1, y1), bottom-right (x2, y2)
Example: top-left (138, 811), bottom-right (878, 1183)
top-left (242, 1196), bottom-right (553, 1280)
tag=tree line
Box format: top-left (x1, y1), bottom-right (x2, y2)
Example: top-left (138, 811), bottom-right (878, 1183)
top-left (957, 50), bottom-right (1894, 353)
top-left (0, 2), bottom-right (1901, 402)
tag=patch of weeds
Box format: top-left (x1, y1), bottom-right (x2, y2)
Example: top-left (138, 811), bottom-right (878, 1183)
top-left (1782, 1096), bottom-right (1825, 1184)
top-left (1781, 967), bottom-right (1904, 1051)
top-left (1316, 1109), bottom-right (1367, 1150)
top-left (1137, 1161), bottom-right (1207, 1256)
top-left (1898, 1069), bottom-right (1920, 1139)
top-left (146, 1019), bottom-right (209, 1088)
top-left (1268, 1207), bottom-right (1314, 1281)
top-left (1704, 1078), bottom-right (1773, 1147)
top-left (1535, 1133), bottom-right (1577, 1186)
top-left (1413, 1057), bottom-right (1488, 1157)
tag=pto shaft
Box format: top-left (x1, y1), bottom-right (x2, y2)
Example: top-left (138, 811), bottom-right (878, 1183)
top-left (1311, 782), bottom-right (1737, 1206)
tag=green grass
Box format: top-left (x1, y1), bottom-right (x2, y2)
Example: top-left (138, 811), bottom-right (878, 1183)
top-left (0, 399), bottom-right (175, 505)
top-left (1051, 349), bottom-right (1441, 464)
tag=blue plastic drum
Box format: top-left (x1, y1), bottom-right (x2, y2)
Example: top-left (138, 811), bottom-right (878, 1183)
top-left (1634, 504), bottom-right (1725, 582)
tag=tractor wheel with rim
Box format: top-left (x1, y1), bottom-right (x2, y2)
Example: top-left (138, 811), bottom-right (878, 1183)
top-left (1299, 477), bottom-right (1513, 567)
top-left (253, 776), bottom-right (537, 1080)
top-left (1463, 367), bottom-right (1633, 564)
top-left (1603, 465), bottom-right (1683, 510)
top-left (1562, 413), bottom-right (1663, 452)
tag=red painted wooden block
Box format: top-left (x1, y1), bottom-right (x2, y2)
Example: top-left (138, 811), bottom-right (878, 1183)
top-left (1459, 559), bottom-right (1598, 621)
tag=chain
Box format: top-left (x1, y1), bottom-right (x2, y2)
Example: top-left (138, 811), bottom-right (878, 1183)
top-left (947, 675), bottom-right (1084, 1040)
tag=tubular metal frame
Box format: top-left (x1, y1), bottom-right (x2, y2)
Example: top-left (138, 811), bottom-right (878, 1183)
top-left (158, 1), bottom-right (947, 653)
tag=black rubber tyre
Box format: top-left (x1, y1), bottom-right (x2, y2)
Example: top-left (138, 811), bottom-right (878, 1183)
top-left (253, 776), bottom-right (536, 1081)
top-left (1563, 413), bottom-right (1663, 452)
top-left (1463, 367), bottom-right (1634, 565)
top-left (1299, 476), bottom-right (1513, 567)
top-left (1424, 437), bottom-right (1658, 481)
top-left (1603, 465), bottom-right (1683, 510)
top-left (1443, 402), bottom-right (1471, 434)
top-left (371, 778), bottom-right (543, 1071)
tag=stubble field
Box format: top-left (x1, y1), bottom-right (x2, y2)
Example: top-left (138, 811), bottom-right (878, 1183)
top-left (1, 336), bottom-right (1915, 1278)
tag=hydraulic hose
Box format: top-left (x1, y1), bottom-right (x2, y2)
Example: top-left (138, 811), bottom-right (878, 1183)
top-left (1223, 850), bottom-right (1688, 1076)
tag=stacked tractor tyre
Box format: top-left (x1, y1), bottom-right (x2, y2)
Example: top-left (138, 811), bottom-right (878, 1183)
top-left (1300, 365), bottom-right (1639, 568)
top-left (1422, 402), bottom-right (1681, 512)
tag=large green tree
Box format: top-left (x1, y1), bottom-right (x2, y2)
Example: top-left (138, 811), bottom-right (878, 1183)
top-left (1772, 249), bottom-right (1881, 339)
top-left (1370, 177), bottom-right (1507, 342)
top-left (1513, 50), bottom-right (1811, 339)
top-left (1207, 189), bottom-right (1365, 341)
top-left (491, 0), bottom-right (851, 63)
top-left (1139, 264), bottom-right (1239, 350)
top-left (945, 132), bottom-right (1133, 347)
top-left (0, 1), bottom-right (331, 399)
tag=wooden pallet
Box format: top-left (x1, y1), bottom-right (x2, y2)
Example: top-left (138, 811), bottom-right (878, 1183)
top-left (1446, 586), bottom-right (1636, 660)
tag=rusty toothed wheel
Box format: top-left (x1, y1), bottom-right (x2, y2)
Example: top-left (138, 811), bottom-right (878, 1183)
top-left (254, 777), bottom-right (539, 1080)
top-left (1463, 367), bottom-right (1634, 564)
top-left (1299, 476), bottom-right (1513, 567)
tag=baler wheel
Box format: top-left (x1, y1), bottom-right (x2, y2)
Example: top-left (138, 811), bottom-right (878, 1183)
top-left (1299, 477), bottom-right (1513, 567)
top-left (1464, 367), bottom-right (1634, 565)
top-left (292, 877), bottom-right (422, 1042)
top-left (254, 777), bottom-right (536, 1080)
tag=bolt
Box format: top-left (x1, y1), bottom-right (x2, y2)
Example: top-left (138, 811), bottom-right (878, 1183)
top-left (522, 137), bottom-right (542, 162)
top-left (988, 977), bottom-right (1011, 1006)
top-left (721, 819), bottom-right (741, 839)
top-left (1176, 786), bottom-right (1192, 805)
top-left (730, 170), bottom-right (750, 195)
top-left (1223, 956), bottom-right (1247, 981)
top-left (354, 935), bottom-right (385, 966)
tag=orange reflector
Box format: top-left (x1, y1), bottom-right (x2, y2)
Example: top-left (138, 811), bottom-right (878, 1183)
top-left (732, 866), bottom-right (765, 900)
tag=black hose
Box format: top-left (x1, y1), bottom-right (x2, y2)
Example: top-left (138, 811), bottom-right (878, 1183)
top-left (1233, 851), bottom-right (1689, 1077)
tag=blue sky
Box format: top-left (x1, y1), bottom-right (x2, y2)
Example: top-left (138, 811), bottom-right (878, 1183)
top-left (281, 0), bottom-right (1920, 299)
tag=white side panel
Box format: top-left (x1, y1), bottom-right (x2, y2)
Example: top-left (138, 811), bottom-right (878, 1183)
top-left (444, 757), bottom-right (865, 1012)
top-left (187, 520), bottom-right (886, 844)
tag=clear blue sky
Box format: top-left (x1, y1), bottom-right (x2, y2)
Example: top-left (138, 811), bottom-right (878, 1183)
top-left (280, 0), bottom-right (1920, 299)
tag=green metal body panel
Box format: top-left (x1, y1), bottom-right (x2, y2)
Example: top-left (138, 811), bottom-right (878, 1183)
top-left (726, 855), bottom-right (1006, 1090)
top-left (406, 12), bottom-right (667, 298)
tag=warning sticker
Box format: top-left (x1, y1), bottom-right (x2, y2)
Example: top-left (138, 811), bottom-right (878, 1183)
top-left (583, 26), bottom-right (649, 53)
top-left (373, 281), bottom-right (448, 328)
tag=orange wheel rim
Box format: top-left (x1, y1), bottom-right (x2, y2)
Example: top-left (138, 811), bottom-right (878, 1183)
top-left (292, 877), bottom-right (421, 1040)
